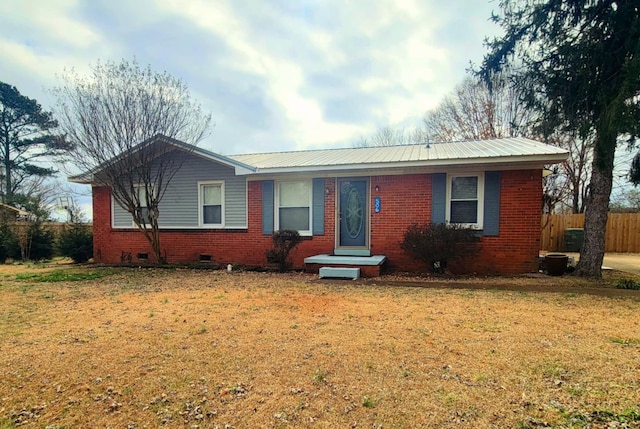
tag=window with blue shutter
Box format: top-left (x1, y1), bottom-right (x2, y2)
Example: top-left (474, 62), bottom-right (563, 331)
top-left (312, 178), bottom-right (325, 235)
top-left (431, 173), bottom-right (446, 224)
top-left (483, 171), bottom-right (501, 236)
top-left (262, 180), bottom-right (274, 235)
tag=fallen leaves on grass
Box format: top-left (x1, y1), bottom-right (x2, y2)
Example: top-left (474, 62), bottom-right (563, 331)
top-left (0, 268), bottom-right (638, 428)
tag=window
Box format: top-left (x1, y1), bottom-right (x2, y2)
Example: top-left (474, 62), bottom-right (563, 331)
top-left (277, 181), bottom-right (311, 234)
top-left (135, 186), bottom-right (151, 225)
top-left (199, 182), bottom-right (224, 227)
top-left (447, 174), bottom-right (484, 228)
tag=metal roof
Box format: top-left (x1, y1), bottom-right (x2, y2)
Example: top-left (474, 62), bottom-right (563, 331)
top-left (228, 137), bottom-right (568, 174)
top-left (69, 136), bottom-right (568, 184)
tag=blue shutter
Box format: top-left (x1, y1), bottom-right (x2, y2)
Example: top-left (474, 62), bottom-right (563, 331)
top-left (262, 180), bottom-right (274, 235)
top-left (312, 178), bottom-right (325, 235)
top-left (431, 173), bottom-right (446, 224)
top-left (483, 171), bottom-right (501, 236)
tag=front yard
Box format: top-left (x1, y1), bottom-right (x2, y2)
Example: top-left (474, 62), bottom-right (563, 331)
top-left (0, 265), bottom-right (639, 428)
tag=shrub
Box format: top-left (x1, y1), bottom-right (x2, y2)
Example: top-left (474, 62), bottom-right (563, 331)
top-left (28, 225), bottom-right (55, 261)
top-left (57, 223), bottom-right (93, 263)
top-left (615, 278), bottom-right (640, 290)
top-left (266, 229), bottom-right (302, 272)
top-left (7, 223), bottom-right (54, 261)
top-left (0, 225), bottom-right (17, 262)
top-left (401, 223), bottom-right (480, 274)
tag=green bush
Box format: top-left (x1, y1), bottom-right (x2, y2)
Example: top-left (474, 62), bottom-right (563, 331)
top-left (266, 229), bottom-right (302, 272)
top-left (0, 225), bottom-right (17, 261)
top-left (57, 223), bottom-right (93, 263)
top-left (615, 278), bottom-right (640, 290)
top-left (401, 223), bottom-right (481, 274)
top-left (0, 222), bottom-right (56, 262)
top-left (28, 225), bottom-right (54, 261)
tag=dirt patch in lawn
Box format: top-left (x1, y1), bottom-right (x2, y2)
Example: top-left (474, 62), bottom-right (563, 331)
top-left (0, 267), bottom-right (639, 428)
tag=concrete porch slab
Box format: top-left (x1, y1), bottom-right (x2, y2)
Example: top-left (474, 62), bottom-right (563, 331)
top-left (304, 254), bottom-right (387, 266)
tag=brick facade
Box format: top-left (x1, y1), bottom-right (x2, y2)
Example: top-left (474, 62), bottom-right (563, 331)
top-left (92, 170), bottom-right (541, 275)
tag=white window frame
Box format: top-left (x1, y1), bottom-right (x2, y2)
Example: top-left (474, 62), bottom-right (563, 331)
top-left (446, 173), bottom-right (484, 229)
top-left (198, 181), bottom-right (225, 228)
top-left (275, 180), bottom-right (312, 236)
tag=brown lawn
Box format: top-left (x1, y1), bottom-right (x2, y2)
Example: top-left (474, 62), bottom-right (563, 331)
top-left (0, 265), bottom-right (639, 428)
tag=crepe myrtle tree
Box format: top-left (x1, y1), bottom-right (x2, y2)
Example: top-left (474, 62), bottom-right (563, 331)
top-left (481, 0), bottom-right (640, 277)
top-left (53, 59), bottom-right (212, 264)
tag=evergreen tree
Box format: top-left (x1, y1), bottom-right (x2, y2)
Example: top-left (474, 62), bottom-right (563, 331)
top-left (0, 82), bottom-right (71, 205)
top-left (481, 0), bottom-right (640, 277)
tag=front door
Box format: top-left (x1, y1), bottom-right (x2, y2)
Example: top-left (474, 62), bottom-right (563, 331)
top-left (338, 178), bottom-right (368, 248)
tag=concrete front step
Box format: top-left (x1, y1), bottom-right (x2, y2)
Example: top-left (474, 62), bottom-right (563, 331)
top-left (319, 267), bottom-right (360, 280)
top-left (304, 254), bottom-right (387, 278)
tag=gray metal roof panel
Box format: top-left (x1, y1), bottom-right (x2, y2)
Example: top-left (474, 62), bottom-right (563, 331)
top-left (228, 137), bottom-right (567, 170)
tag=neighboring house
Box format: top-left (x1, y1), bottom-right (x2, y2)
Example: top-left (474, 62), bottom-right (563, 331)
top-left (0, 202), bottom-right (30, 222)
top-left (71, 135), bottom-right (567, 275)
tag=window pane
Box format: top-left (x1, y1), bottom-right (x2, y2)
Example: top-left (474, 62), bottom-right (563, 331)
top-left (138, 188), bottom-right (148, 207)
top-left (280, 182), bottom-right (310, 207)
top-left (451, 177), bottom-right (478, 200)
top-left (279, 207), bottom-right (310, 231)
top-left (203, 205), bottom-right (222, 224)
top-left (451, 201), bottom-right (478, 223)
top-left (203, 185), bottom-right (222, 205)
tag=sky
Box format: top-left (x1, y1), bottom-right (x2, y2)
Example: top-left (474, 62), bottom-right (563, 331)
top-left (1, 0), bottom-right (502, 154)
top-left (1, 0), bottom-right (505, 218)
top-left (6, 0), bottom-right (633, 219)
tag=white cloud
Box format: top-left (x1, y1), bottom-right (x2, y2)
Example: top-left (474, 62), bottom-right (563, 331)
top-left (0, 0), bottom-right (504, 217)
top-left (157, 0), bottom-right (368, 148)
top-left (1, 0), bottom-right (501, 151)
top-left (0, 0), bottom-right (101, 49)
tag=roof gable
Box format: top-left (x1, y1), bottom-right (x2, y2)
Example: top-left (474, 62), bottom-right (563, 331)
top-left (69, 134), bottom-right (255, 184)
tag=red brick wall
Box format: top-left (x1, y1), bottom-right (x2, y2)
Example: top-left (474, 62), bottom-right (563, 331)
top-left (472, 169), bottom-right (543, 274)
top-left (92, 171), bottom-right (541, 274)
top-left (369, 174), bottom-right (432, 272)
top-left (92, 179), bottom-right (336, 268)
top-left (368, 170), bottom-right (541, 275)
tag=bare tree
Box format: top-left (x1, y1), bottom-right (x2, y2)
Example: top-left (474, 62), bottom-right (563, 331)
top-left (424, 73), bottom-right (598, 215)
top-left (355, 126), bottom-right (424, 148)
top-left (52, 59), bottom-right (212, 264)
top-left (423, 74), bottom-right (533, 142)
top-left (610, 188), bottom-right (640, 212)
top-left (555, 134), bottom-right (593, 214)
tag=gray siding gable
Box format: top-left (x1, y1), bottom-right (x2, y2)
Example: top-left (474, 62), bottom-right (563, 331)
top-left (112, 152), bottom-right (247, 228)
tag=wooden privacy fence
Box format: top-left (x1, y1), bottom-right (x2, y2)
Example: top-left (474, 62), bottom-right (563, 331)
top-left (541, 213), bottom-right (640, 253)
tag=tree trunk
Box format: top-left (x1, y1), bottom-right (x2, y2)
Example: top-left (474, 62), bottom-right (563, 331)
top-left (3, 137), bottom-right (11, 204)
top-left (151, 219), bottom-right (165, 264)
top-left (149, 207), bottom-right (165, 264)
top-left (574, 137), bottom-right (614, 278)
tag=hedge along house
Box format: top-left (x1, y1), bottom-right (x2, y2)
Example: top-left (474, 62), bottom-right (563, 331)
top-left (71, 134), bottom-right (567, 276)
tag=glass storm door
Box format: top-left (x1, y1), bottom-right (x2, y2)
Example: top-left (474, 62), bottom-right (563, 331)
top-left (338, 178), bottom-right (368, 248)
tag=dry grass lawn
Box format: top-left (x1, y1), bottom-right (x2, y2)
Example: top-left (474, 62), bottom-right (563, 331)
top-left (0, 264), bottom-right (639, 428)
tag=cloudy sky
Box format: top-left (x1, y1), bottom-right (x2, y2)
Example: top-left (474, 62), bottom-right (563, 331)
top-left (1, 0), bottom-right (505, 217)
top-left (1, 0), bottom-right (501, 154)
